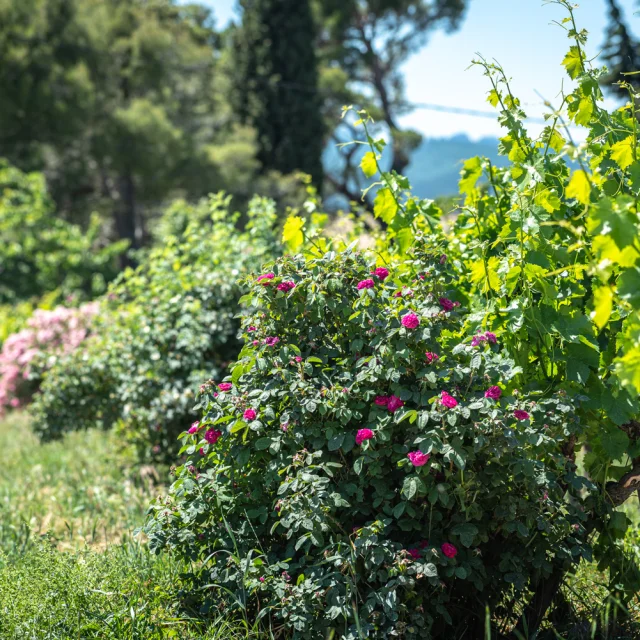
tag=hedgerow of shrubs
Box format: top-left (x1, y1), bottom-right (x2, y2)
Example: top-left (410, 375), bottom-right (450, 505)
top-left (0, 303), bottom-right (99, 415)
top-left (30, 195), bottom-right (280, 462)
top-left (144, 241), bottom-right (594, 637)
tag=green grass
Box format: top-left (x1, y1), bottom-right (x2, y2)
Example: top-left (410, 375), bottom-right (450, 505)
top-left (0, 412), bottom-right (637, 639)
top-left (0, 412), bottom-right (260, 639)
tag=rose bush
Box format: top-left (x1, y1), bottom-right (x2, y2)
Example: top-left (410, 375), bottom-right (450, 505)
top-left (30, 195), bottom-right (279, 463)
top-left (144, 242), bottom-right (593, 637)
top-left (0, 303), bottom-right (99, 414)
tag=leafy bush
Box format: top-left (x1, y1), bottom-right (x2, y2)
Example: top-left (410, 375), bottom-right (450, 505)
top-left (0, 303), bottom-right (99, 415)
top-left (0, 160), bottom-right (126, 304)
top-left (144, 243), bottom-right (594, 637)
top-left (31, 195), bottom-right (279, 463)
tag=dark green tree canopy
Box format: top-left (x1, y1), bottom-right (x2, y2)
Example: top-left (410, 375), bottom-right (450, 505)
top-left (233, 0), bottom-right (325, 186)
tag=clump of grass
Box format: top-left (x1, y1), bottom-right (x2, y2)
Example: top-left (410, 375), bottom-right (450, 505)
top-left (0, 411), bottom-right (156, 554)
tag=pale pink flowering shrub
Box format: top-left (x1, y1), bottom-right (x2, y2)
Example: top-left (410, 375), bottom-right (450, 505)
top-left (0, 303), bottom-right (99, 414)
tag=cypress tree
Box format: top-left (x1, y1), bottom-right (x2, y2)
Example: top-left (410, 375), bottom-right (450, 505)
top-left (234, 0), bottom-right (324, 187)
top-left (602, 0), bottom-right (640, 98)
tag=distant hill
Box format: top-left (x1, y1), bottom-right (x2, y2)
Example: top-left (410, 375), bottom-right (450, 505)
top-left (323, 133), bottom-right (505, 206)
top-left (405, 134), bottom-right (504, 199)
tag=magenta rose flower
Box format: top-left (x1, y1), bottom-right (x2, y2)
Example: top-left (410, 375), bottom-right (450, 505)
top-left (514, 409), bottom-right (530, 421)
top-left (357, 278), bottom-right (375, 290)
top-left (407, 548), bottom-right (421, 560)
top-left (218, 382), bottom-right (232, 392)
top-left (441, 391), bottom-right (458, 408)
top-left (425, 351), bottom-right (439, 363)
top-left (471, 334), bottom-right (487, 347)
top-left (294, 356), bottom-right (302, 362)
top-left (277, 281), bottom-right (296, 292)
top-left (407, 450), bottom-right (430, 467)
top-left (243, 408), bottom-right (257, 421)
top-left (441, 543), bottom-right (458, 558)
top-left (401, 312), bottom-right (420, 329)
top-left (188, 421), bottom-right (200, 434)
top-left (439, 298), bottom-right (454, 312)
top-left (484, 386), bottom-right (502, 400)
top-left (256, 273), bottom-right (275, 284)
top-left (387, 395), bottom-right (404, 412)
top-left (374, 395), bottom-right (389, 407)
top-left (247, 326), bottom-right (257, 332)
top-left (355, 428), bottom-right (374, 445)
top-left (372, 267), bottom-right (390, 280)
top-left (264, 336), bottom-right (280, 346)
top-left (204, 429), bottom-right (222, 444)
top-left (485, 331), bottom-right (497, 343)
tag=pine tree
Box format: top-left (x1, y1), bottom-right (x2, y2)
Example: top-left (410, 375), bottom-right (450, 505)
top-left (234, 0), bottom-right (324, 187)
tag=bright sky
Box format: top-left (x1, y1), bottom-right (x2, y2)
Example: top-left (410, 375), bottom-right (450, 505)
top-left (201, 0), bottom-right (639, 140)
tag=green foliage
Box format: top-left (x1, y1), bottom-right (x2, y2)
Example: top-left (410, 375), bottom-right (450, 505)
top-left (0, 160), bottom-right (124, 303)
top-left (30, 195), bottom-right (279, 463)
top-left (233, 0), bottom-right (325, 186)
top-left (144, 245), bottom-right (594, 637)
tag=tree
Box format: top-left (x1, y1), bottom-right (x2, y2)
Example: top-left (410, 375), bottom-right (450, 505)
top-left (0, 0), bottom-right (264, 251)
top-left (602, 0), bottom-right (640, 98)
top-left (233, 0), bottom-right (325, 187)
top-left (316, 0), bottom-right (469, 203)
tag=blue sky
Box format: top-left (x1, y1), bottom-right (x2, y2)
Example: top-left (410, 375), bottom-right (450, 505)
top-left (201, 0), bottom-right (638, 140)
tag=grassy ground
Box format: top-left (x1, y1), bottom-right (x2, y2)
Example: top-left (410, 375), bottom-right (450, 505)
top-left (0, 411), bottom-right (637, 639)
top-left (0, 412), bottom-right (261, 640)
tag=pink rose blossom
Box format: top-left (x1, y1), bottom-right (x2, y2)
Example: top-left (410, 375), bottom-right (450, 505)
top-left (439, 298), bottom-right (454, 312)
top-left (485, 332), bottom-right (497, 343)
top-left (205, 429), bottom-right (222, 444)
top-left (374, 395), bottom-right (389, 407)
top-left (407, 548), bottom-right (421, 560)
top-left (243, 408), bottom-right (257, 421)
top-left (401, 313), bottom-right (420, 329)
top-left (441, 543), bottom-right (458, 558)
top-left (387, 395), bottom-right (404, 413)
top-left (256, 273), bottom-right (275, 284)
top-left (277, 281), bottom-right (296, 292)
top-left (372, 267), bottom-right (390, 280)
top-left (247, 326), bottom-right (257, 332)
top-left (407, 451), bottom-right (430, 467)
top-left (218, 383), bottom-right (232, 392)
top-left (188, 421), bottom-right (200, 434)
top-left (441, 391), bottom-right (458, 409)
top-left (425, 351), bottom-right (439, 363)
top-left (199, 447), bottom-right (205, 456)
top-left (513, 410), bottom-right (530, 421)
top-left (259, 576), bottom-right (265, 583)
top-left (355, 428), bottom-right (374, 445)
top-left (471, 335), bottom-right (487, 347)
top-left (252, 340), bottom-right (259, 346)
top-left (484, 386), bottom-right (502, 400)
top-left (357, 278), bottom-right (375, 290)
top-left (294, 356), bottom-right (302, 362)
top-left (264, 337), bottom-right (280, 346)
